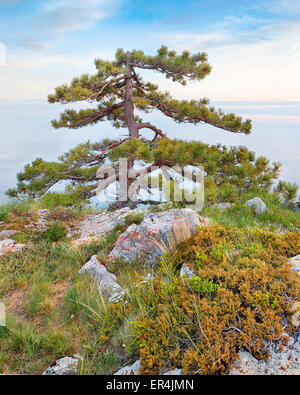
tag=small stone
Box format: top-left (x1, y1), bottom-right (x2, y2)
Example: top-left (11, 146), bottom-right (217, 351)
top-left (289, 255), bottom-right (300, 275)
top-left (114, 361), bottom-right (183, 375)
top-left (114, 360), bottom-right (141, 375)
top-left (179, 263), bottom-right (195, 279)
top-left (43, 356), bottom-right (79, 375)
top-left (163, 368), bottom-right (183, 375)
top-left (79, 255), bottom-right (124, 303)
top-left (291, 302), bottom-right (300, 328)
top-left (246, 197), bottom-right (267, 214)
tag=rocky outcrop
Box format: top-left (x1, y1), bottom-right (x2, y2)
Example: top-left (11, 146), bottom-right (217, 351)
top-left (229, 335), bottom-right (300, 375)
top-left (79, 255), bottom-right (124, 303)
top-left (43, 356), bottom-right (79, 375)
top-left (0, 239), bottom-right (25, 256)
top-left (109, 209), bottom-right (208, 263)
top-left (246, 197), bottom-right (267, 214)
top-left (73, 207), bottom-right (140, 245)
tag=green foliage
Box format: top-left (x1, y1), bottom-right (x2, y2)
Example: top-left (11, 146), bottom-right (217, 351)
top-left (0, 210), bottom-right (8, 222)
top-left (38, 224), bottom-right (67, 242)
top-left (8, 138), bottom-right (280, 202)
top-left (41, 191), bottom-right (84, 209)
top-left (12, 232), bottom-right (31, 244)
top-left (276, 181), bottom-right (299, 207)
top-left (189, 276), bottom-right (220, 298)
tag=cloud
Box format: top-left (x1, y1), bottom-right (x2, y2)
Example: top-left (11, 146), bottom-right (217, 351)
top-left (152, 20), bottom-right (300, 101)
top-left (13, 37), bottom-right (54, 51)
top-left (36, 0), bottom-right (121, 33)
top-left (2, 0), bottom-right (122, 52)
top-left (0, 49), bottom-right (114, 100)
top-left (265, 0), bottom-right (300, 15)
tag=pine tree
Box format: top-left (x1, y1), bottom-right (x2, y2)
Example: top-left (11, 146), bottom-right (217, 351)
top-left (7, 46), bottom-right (264, 205)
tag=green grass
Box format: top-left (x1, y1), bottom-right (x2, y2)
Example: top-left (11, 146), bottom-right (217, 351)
top-left (202, 197), bottom-right (300, 231)
top-left (0, 226), bottom-right (131, 375)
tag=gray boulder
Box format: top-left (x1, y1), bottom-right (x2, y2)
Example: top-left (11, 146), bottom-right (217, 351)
top-left (109, 208), bottom-right (208, 263)
top-left (43, 356), bottom-right (79, 375)
top-left (79, 255), bottom-right (124, 303)
top-left (246, 197), bottom-right (267, 214)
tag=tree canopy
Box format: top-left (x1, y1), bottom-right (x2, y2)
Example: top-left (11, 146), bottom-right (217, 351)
top-left (48, 46), bottom-right (252, 137)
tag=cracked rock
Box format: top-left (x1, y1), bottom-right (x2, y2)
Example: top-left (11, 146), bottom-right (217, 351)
top-left (79, 255), bottom-right (124, 303)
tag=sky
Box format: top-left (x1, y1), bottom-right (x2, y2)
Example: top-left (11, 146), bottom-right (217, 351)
top-left (0, 0), bottom-right (299, 202)
top-left (0, 0), bottom-right (299, 101)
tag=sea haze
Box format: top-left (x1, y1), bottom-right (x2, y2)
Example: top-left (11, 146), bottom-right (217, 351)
top-left (0, 100), bottom-right (299, 203)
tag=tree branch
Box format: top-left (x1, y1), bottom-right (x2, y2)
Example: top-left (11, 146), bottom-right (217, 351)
top-left (136, 122), bottom-right (166, 139)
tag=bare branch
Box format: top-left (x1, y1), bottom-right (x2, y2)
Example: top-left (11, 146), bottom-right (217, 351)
top-left (137, 122), bottom-right (166, 139)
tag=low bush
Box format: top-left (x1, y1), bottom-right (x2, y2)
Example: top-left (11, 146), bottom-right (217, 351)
top-left (129, 225), bottom-right (300, 374)
top-left (38, 224), bottom-right (67, 242)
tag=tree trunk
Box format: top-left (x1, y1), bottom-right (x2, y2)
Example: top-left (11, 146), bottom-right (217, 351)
top-left (124, 57), bottom-right (137, 138)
